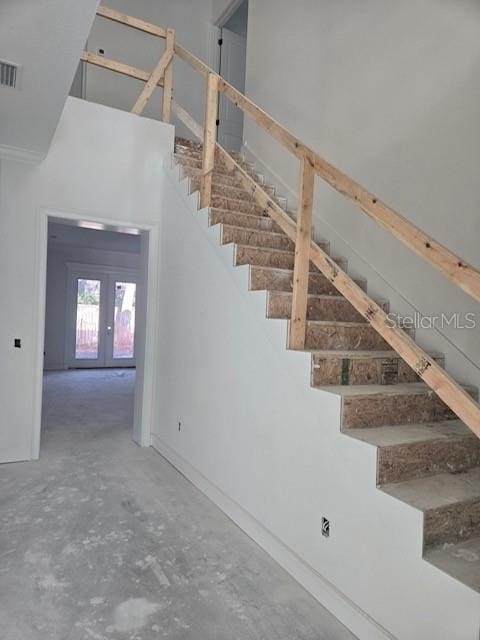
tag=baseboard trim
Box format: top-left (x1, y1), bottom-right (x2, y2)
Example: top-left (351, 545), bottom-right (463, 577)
top-left (151, 434), bottom-right (395, 640)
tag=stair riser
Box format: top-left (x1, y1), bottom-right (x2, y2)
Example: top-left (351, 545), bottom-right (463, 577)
top-left (210, 210), bottom-right (281, 233)
top-left (268, 292), bottom-right (364, 323)
top-left (211, 195), bottom-right (268, 216)
top-left (378, 437), bottom-right (480, 485)
top-left (180, 165), bottom-right (243, 188)
top-left (182, 158), bottom-right (268, 188)
top-left (342, 393), bottom-right (461, 429)
top-left (175, 149), bottom-right (256, 175)
top-left (249, 266), bottom-right (367, 296)
top-left (222, 227), bottom-right (295, 252)
top-left (305, 325), bottom-right (390, 351)
top-left (424, 499), bottom-right (480, 548)
top-left (235, 246), bottom-right (336, 273)
top-left (190, 178), bottom-right (276, 203)
top-left (175, 154), bottom-right (230, 173)
top-left (312, 355), bottom-right (444, 386)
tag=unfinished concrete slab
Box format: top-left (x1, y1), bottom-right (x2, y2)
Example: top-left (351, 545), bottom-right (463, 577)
top-left (0, 369), bottom-right (356, 640)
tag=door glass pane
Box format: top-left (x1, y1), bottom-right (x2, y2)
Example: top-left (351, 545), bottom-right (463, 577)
top-left (75, 279), bottom-right (100, 359)
top-left (113, 282), bottom-right (136, 359)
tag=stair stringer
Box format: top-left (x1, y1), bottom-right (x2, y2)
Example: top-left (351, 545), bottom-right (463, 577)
top-left (151, 157), bottom-right (480, 640)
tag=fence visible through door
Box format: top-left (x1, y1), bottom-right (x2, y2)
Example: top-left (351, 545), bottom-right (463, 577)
top-left (67, 264), bottom-right (138, 368)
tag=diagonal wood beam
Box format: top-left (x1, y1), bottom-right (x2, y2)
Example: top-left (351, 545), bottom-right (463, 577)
top-left (160, 100), bottom-right (480, 439)
top-left (81, 51), bottom-right (164, 87)
top-left (131, 32), bottom-right (174, 115)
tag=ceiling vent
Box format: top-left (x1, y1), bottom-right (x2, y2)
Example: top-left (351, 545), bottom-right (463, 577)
top-left (0, 60), bottom-right (19, 89)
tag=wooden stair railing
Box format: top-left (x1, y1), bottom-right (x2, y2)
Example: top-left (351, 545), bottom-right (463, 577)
top-left (80, 5), bottom-right (480, 439)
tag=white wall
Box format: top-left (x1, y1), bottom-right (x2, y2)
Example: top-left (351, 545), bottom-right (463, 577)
top-left (84, 0), bottom-right (213, 138)
top-left (152, 161), bottom-right (480, 639)
top-left (0, 96), bottom-right (174, 462)
top-left (0, 0), bottom-right (98, 161)
top-left (44, 244), bottom-right (140, 370)
top-left (242, 0), bottom-right (480, 390)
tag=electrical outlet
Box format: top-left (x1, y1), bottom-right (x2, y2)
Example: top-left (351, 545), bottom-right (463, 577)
top-left (14, 338), bottom-right (21, 348)
top-left (322, 517), bottom-right (330, 538)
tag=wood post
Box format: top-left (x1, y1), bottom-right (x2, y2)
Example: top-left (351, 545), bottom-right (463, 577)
top-left (200, 73), bottom-right (219, 209)
top-left (289, 154), bottom-right (315, 350)
top-left (161, 29), bottom-right (175, 123)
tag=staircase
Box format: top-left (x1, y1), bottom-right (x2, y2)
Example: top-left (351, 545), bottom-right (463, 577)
top-left (173, 136), bottom-right (480, 593)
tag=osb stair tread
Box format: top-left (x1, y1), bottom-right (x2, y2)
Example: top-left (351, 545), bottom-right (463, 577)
top-left (425, 536), bottom-right (480, 593)
top-left (307, 320), bottom-right (375, 329)
top-left (381, 467), bottom-right (480, 511)
top-left (221, 224), bottom-right (290, 239)
top-left (344, 420), bottom-right (472, 448)
top-left (211, 207), bottom-right (270, 218)
top-left (322, 382), bottom-right (477, 398)
top-left (275, 290), bottom-right (386, 306)
top-left (250, 264), bottom-right (358, 279)
top-left (310, 349), bottom-right (443, 360)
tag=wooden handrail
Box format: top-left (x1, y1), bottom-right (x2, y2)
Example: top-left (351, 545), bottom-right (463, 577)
top-left (96, 5), bottom-right (167, 38)
top-left (175, 43), bottom-right (480, 305)
top-left (83, 6), bottom-right (480, 439)
top-left (171, 101), bottom-right (480, 439)
top-left (91, 5), bottom-right (480, 303)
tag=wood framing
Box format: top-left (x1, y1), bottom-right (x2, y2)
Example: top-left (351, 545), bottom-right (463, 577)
top-left (84, 7), bottom-right (480, 439)
top-left (200, 73), bottom-right (219, 209)
top-left (289, 155), bottom-right (315, 350)
top-left (132, 34), bottom-right (174, 115)
top-left (81, 51), bottom-right (164, 87)
top-left (97, 5), bottom-right (167, 38)
top-left (161, 29), bottom-right (175, 123)
top-left (94, 6), bottom-right (480, 303)
top-left (216, 144), bottom-right (480, 437)
top-left (174, 44), bottom-right (209, 78)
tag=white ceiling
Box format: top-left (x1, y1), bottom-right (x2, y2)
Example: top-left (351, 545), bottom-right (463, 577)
top-left (0, 0), bottom-right (99, 162)
top-left (48, 222), bottom-right (141, 254)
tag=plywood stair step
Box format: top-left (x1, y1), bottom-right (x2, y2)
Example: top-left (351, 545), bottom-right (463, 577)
top-left (178, 159), bottom-right (266, 188)
top-left (189, 176), bottom-right (288, 210)
top-left (234, 244), bottom-right (347, 272)
top-left (310, 349), bottom-right (443, 386)
top-left (345, 419), bottom-right (480, 483)
top-left (176, 146), bottom-right (259, 181)
top-left (210, 208), bottom-right (282, 233)
top-left (172, 136), bottom-right (480, 594)
top-left (249, 265), bottom-right (367, 296)
top-left (221, 224), bottom-right (297, 252)
top-left (305, 320), bottom-right (390, 351)
top-left (211, 194), bottom-right (276, 216)
top-left (382, 467), bottom-right (480, 548)
top-left (332, 383), bottom-right (478, 429)
top-left (267, 290), bottom-right (386, 323)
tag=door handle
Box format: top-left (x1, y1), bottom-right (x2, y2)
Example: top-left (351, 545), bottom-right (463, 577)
top-left (107, 325), bottom-right (112, 334)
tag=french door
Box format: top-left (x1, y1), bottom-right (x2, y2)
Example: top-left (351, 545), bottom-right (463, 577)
top-left (67, 265), bottom-right (138, 368)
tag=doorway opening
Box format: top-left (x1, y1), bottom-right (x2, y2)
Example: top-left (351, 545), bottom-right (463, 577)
top-left (216, 1), bottom-right (248, 151)
top-left (40, 216), bottom-right (152, 456)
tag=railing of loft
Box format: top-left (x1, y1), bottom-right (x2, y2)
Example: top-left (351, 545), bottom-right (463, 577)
top-left (80, 5), bottom-right (480, 438)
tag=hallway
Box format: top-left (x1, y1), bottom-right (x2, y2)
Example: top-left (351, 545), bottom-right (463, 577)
top-left (0, 370), bottom-right (355, 640)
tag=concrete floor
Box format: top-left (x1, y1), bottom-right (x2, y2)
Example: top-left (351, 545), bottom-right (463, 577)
top-left (0, 369), bottom-right (356, 640)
